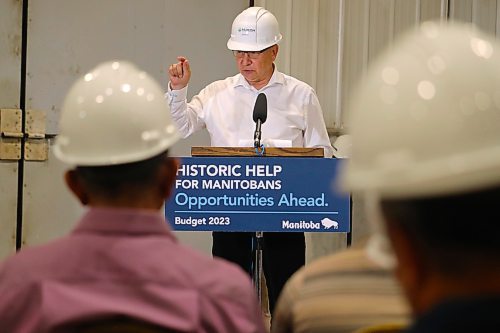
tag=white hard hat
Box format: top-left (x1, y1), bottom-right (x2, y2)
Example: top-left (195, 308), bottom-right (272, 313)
top-left (53, 60), bottom-right (179, 166)
top-left (227, 7), bottom-right (282, 52)
top-left (333, 134), bottom-right (352, 158)
top-left (341, 21), bottom-right (500, 199)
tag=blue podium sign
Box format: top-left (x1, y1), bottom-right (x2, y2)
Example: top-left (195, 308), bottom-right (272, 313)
top-left (165, 157), bottom-right (350, 232)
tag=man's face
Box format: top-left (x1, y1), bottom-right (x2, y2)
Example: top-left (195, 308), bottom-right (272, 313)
top-left (234, 45), bottom-right (278, 88)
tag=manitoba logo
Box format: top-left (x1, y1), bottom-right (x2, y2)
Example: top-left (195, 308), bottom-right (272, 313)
top-left (282, 220), bottom-right (320, 230)
top-left (321, 218), bottom-right (339, 229)
top-left (282, 218), bottom-right (339, 230)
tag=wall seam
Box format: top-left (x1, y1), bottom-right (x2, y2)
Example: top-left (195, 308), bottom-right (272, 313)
top-left (16, 0), bottom-right (29, 251)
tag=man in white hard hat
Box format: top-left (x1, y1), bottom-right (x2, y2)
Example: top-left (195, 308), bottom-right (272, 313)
top-left (166, 6), bottom-right (333, 314)
top-left (0, 61), bottom-right (266, 333)
top-left (341, 21), bottom-right (500, 332)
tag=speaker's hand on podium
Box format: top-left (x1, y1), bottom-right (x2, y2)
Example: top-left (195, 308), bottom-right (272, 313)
top-left (168, 56), bottom-right (191, 90)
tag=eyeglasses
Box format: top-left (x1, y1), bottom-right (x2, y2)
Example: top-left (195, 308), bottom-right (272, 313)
top-left (232, 46), bottom-right (273, 59)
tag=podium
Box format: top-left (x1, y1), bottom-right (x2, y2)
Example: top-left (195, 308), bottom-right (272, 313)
top-left (190, 146), bottom-right (325, 304)
top-left (191, 146), bottom-right (324, 158)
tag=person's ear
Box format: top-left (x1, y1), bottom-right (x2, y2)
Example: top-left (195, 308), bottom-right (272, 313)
top-left (272, 45), bottom-right (279, 61)
top-left (160, 157), bottom-right (180, 200)
top-left (64, 169), bottom-right (89, 205)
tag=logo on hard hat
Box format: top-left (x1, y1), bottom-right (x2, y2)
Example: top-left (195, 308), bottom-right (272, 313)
top-left (238, 27), bottom-right (256, 33)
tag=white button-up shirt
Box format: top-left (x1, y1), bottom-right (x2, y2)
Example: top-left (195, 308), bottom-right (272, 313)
top-left (166, 69), bottom-right (333, 157)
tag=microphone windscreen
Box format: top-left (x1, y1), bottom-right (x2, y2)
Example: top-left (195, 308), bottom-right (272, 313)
top-left (252, 93), bottom-right (268, 123)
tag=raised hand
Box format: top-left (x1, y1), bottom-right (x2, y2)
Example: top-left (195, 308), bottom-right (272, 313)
top-left (168, 56), bottom-right (191, 90)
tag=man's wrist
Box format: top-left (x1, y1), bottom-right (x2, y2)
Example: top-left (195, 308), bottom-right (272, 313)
top-left (167, 84), bottom-right (188, 102)
top-left (170, 82), bottom-right (187, 90)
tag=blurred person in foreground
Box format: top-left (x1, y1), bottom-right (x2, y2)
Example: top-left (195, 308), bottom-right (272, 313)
top-left (0, 61), bottom-right (266, 333)
top-left (166, 6), bottom-right (333, 314)
top-left (340, 21), bottom-right (500, 332)
top-left (272, 135), bottom-right (409, 333)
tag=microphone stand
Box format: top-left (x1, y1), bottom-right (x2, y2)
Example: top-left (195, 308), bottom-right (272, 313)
top-left (253, 118), bottom-right (265, 304)
top-left (253, 231), bottom-right (264, 305)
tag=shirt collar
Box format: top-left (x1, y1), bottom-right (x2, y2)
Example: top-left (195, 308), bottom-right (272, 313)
top-left (73, 207), bottom-right (175, 240)
top-left (234, 65), bottom-right (285, 91)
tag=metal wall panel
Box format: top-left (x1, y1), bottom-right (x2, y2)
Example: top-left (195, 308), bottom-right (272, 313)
top-left (369, 0), bottom-right (395, 63)
top-left (0, 0), bottom-right (22, 260)
top-left (26, 0), bottom-right (244, 137)
top-left (420, 0), bottom-right (447, 21)
top-left (0, 163), bottom-right (18, 260)
top-left (450, 0), bottom-right (500, 36)
top-left (341, 0), bottom-right (370, 129)
top-left (394, 0), bottom-right (419, 39)
top-left (497, 0), bottom-right (500, 35)
top-left (256, 0), bottom-right (500, 128)
top-left (22, 0), bottom-right (247, 254)
top-left (316, 0), bottom-right (341, 128)
top-left (450, 0), bottom-right (473, 22)
top-left (0, 0), bottom-right (22, 108)
top-left (290, 0), bottom-right (319, 87)
top-left (21, 141), bottom-right (84, 247)
top-left (26, 0), bottom-right (167, 135)
top-left (473, 0), bottom-right (498, 35)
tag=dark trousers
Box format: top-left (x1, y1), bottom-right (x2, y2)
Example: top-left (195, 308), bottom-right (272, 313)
top-left (212, 231), bottom-right (305, 314)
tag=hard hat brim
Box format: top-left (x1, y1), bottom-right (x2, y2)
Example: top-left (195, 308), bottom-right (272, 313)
top-left (227, 38), bottom-right (281, 52)
top-left (53, 132), bottom-right (180, 167)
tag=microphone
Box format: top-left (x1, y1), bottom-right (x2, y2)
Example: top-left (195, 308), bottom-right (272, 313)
top-left (253, 93), bottom-right (267, 148)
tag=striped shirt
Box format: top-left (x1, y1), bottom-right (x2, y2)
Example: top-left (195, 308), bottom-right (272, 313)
top-left (272, 245), bottom-right (409, 333)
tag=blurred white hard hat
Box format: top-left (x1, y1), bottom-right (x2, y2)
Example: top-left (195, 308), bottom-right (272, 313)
top-left (53, 60), bottom-right (179, 166)
top-left (227, 7), bottom-right (282, 52)
top-left (341, 21), bottom-right (500, 199)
